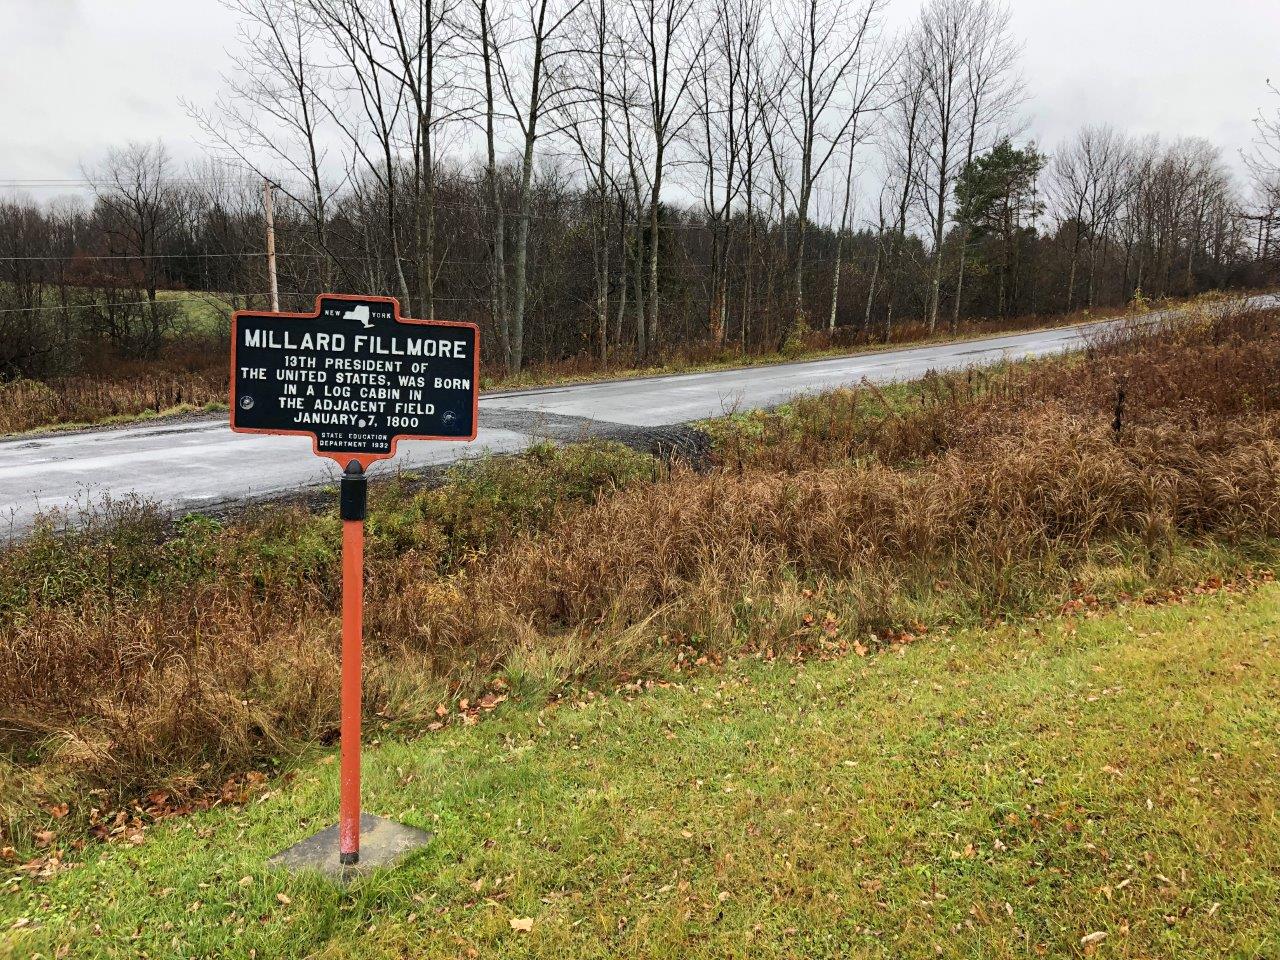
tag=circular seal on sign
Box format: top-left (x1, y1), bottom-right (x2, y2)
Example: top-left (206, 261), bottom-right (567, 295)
top-left (239, 395), bottom-right (255, 411)
top-left (442, 410), bottom-right (457, 426)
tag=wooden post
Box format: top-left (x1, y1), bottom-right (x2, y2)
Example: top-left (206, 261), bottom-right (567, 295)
top-left (264, 179), bottom-right (280, 312)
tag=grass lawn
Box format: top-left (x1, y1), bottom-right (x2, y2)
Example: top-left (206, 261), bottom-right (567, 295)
top-left (4, 585), bottom-right (1278, 959)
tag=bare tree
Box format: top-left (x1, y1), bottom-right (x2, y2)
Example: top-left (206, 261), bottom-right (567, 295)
top-left (776, 0), bottom-right (888, 336)
top-left (1245, 82), bottom-right (1280, 271)
top-left (1115, 135), bottom-right (1241, 301)
top-left (627, 0), bottom-right (704, 357)
top-left (692, 0), bottom-right (757, 345)
top-left (383, 0), bottom-right (468, 320)
top-left (475, 0), bottom-right (511, 367)
top-left (309, 0), bottom-right (414, 303)
top-left (914, 0), bottom-right (966, 331)
top-left (1049, 124), bottom-right (1129, 309)
top-left (189, 0), bottom-right (342, 289)
top-left (564, 0), bottom-right (621, 361)
top-left (735, 3), bottom-right (767, 348)
top-left (880, 48), bottom-right (927, 341)
top-left (827, 131), bottom-right (859, 333)
top-left (862, 189), bottom-right (889, 334)
top-left (485, 0), bottom-right (586, 372)
top-left (756, 69), bottom-right (791, 348)
top-left (18, 0), bottom-right (1268, 386)
top-left (1247, 79), bottom-right (1280, 179)
top-left (84, 141), bottom-right (186, 355)
top-left (617, 57), bottom-right (652, 357)
top-left (0, 198), bottom-right (58, 376)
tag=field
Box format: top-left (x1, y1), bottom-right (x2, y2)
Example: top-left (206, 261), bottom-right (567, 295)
top-left (3, 299), bottom-right (1280, 957)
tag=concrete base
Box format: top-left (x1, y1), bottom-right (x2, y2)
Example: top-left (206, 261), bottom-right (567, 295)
top-left (268, 814), bottom-right (432, 881)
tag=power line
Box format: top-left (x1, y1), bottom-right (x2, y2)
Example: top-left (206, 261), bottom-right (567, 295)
top-left (0, 251), bottom-right (268, 262)
top-left (0, 296), bottom-right (233, 316)
top-left (1, 175), bottom-right (787, 232)
top-left (0, 292), bottom-right (483, 315)
top-left (0, 177), bottom-right (262, 188)
top-left (0, 249), bottom-right (499, 268)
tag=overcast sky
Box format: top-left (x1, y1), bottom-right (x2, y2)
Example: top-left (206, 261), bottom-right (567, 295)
top-left (2, 0), bottom-right (1278, 202)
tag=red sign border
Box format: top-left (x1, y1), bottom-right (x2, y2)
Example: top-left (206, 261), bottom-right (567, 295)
top-left (230, 294), bottom-right (480, 469)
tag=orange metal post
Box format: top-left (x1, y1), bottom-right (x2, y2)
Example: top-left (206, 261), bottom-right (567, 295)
top-left (339, 515), bottom-right (364, 864)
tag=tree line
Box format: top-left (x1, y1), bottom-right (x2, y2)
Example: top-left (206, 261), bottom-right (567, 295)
top-left (1, 0), bottom-right (1277, 382)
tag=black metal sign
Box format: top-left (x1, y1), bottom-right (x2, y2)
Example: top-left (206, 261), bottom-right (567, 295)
top-left (230, 295), bottom-right (478, 463)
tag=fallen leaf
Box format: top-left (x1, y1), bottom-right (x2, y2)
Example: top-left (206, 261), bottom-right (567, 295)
top-left (276, 893), bottom-right (292, 906)
top-left (509, 917), bottom-right (534, 933)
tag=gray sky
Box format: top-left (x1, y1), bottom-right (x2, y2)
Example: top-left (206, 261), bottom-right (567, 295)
top-left (2, 0), bottom-right (1278, 200)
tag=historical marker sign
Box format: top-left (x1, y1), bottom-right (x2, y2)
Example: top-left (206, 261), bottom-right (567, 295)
top-left (239, 294), bottom-right (478, 878)
top-left (231, 294), bottom-right (478, 466)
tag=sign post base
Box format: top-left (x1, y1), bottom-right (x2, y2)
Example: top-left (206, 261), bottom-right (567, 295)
top-left (269, 814), bottom-right (432, 882)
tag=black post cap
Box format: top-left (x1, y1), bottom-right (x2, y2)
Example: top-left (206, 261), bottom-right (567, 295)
top-left (340, 461), bottom-right (367, 522)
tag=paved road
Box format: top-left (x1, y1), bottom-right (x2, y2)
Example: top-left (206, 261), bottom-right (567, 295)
top-left (2, 297), bottom-right (1272, 534)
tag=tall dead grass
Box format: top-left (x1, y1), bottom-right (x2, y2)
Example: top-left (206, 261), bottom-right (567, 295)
top-left (0, 337), bottom-right (228, 434)
top-left (387, 408), bottom-right (1280, 660)
top-left (3, 302), bottom-right (1279, 841)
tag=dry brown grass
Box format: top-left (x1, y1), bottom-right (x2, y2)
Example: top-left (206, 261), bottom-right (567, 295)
top-left (0, 337), bottom-right (228, 434)
top-left (3, 301), bottom-right (1280, 841)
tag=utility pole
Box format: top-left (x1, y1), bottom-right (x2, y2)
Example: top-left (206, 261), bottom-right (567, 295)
top-left (264, 179), bottom-right (280, 311)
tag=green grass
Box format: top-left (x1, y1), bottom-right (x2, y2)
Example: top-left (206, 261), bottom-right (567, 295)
top-left (5, 584), bottom-right (1278, 959)
top-left (156, 290), bottom-right (237, 335)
